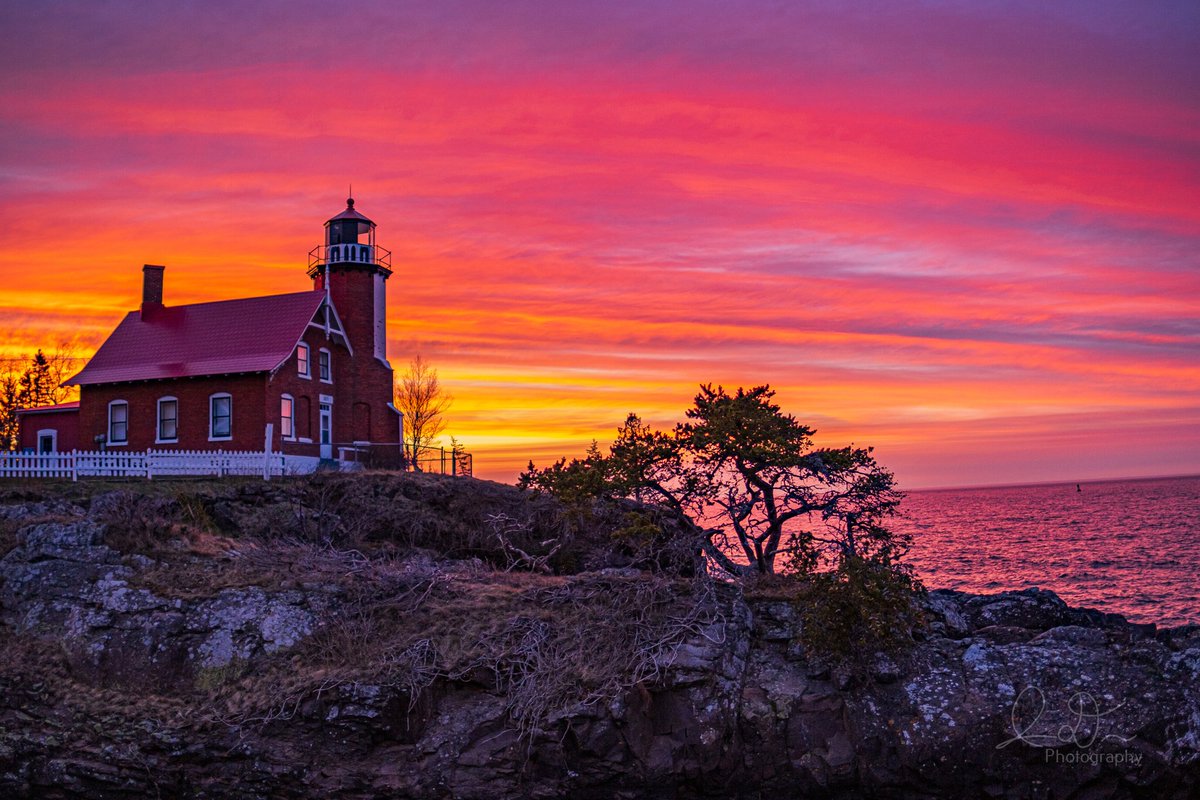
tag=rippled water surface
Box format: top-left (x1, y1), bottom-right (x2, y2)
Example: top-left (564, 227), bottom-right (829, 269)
top-left (896, 475), bottom-right (1200, 628)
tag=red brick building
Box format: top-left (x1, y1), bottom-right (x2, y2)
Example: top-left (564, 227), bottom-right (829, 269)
top-left (16, 402), bottom-right (81, 454)
top-left (18, 199), bottom-right (402, 462)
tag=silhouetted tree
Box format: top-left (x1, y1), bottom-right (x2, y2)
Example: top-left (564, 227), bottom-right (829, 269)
top-left (45, 341), bottom-right (83, 404)
top-left (0, 374), bottom-right (19, 451)
top-left (521, 384), bottom-right (906, 578)
top-left (17, 351), bottom-right (55, 411)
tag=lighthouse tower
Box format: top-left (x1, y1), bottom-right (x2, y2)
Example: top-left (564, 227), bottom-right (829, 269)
top-left (309, 196), bottom-right (392, 364)
top-left (307, 197), bottom-right (399, 450)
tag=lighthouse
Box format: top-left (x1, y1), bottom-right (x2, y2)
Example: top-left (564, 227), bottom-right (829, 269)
top-left (309, 196), bottom-right (393, 365)
top-left (306, 197), bottom-right (399, 447)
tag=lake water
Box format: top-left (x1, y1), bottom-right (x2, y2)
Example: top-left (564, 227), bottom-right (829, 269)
top-left (895, 475), bottom-right (1200, 628)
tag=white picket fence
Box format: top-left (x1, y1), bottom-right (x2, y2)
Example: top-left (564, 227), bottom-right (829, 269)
top-left (0, 449), bottom-right (320, 481)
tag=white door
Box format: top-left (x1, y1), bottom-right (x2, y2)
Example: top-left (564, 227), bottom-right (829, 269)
top-left (319, 401), bottom-right (332, 459)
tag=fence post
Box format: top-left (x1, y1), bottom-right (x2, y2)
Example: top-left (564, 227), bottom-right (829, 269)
top-left (441, 447), bottom-right (446, 474)
top-left (263, 424), bottom-right (273, 482)
top-left (146, 449), bottom-right (153, 480)
top-left (71, 449), bottom-right (78, 482)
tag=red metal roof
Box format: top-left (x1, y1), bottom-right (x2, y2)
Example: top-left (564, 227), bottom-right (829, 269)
top-left (328, 197), bottom-right (374, 225)
top-left (15, 401), bottom-right (80, 415)
top-left (65, 290), bottom-right (328, 387)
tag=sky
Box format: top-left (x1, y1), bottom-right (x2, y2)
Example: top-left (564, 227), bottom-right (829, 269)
top-left (0, 0), bottom-right (1197, 488)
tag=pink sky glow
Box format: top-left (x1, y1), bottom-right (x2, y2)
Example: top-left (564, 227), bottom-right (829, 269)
top-left (1, 1), bottom-right (1197, 487)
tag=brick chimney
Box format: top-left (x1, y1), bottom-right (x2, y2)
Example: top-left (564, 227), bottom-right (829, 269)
top-left (141, 264), bottom-right (165, 318)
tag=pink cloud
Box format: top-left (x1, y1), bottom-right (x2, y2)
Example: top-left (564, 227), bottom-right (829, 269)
top-left (0, 0), bottom-right (1196, 487)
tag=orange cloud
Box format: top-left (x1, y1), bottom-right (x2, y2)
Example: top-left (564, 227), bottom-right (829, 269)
top-left (1, 1), bottom-right (1197, 487)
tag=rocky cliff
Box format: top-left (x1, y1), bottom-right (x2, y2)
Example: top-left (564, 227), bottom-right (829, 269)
top-left (0, 476), bottom-right (1197, 799)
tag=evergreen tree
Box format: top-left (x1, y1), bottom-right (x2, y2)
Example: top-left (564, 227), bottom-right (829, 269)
top-left (16, 350), bottom-right (56, 410)
top-left (0, 374), bottom-right (19, 451)
top-left (0, 347), bottom-right (80, 450)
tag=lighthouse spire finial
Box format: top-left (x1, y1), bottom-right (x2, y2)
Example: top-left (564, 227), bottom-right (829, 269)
top-left (347, 184), bottom-right (353, 207)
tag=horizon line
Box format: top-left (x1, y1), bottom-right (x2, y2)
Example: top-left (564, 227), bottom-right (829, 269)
top-left (901, 472), bottom-right (1200, 494)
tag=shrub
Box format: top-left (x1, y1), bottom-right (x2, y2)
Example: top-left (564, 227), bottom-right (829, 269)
top-left (796, 557), bottom-right (925, 664)
top-left (90, 490), bottom-right (182, 553)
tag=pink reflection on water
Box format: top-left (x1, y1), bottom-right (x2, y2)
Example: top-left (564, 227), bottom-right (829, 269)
top-left (896, 476), bottom-right (1200, 627)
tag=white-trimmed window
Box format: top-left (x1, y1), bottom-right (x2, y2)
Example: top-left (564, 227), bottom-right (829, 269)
top-left (156, 397), bottom-right (178, 443)
top-left (108, 400), bottom-right (129, 445)
top-left (281, 394), bottom-right (295, 439)
top-left (297, 342), bottom-right (311, 378)
top-left (209, 393), bottom-right (232, 441)
top-left (36, 429), bottom-right (57, 454)
top-left (318, 348), bottom-right (332, 382)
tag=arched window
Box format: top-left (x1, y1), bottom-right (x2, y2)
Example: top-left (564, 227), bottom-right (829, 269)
top-left (209, 393), bottom-right (233, 441)
top-left (281, 394), bottom-right (295, 439)
top-left (318, 348), bottom-right (332, 383)
top-left (330, 246), bottom-right (340, 262)
top-left (156, 396), bottom-right (178, 443)
top-left (108, 400), bottom-right (129, 445)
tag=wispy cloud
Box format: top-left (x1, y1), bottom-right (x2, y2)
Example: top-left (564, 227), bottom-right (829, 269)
top-left (0, 0), bottom-right (1196, 486)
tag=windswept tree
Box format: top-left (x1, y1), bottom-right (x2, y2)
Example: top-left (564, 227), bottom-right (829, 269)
top-left (521, 384), bottom-right (906, 578)
top-left (394, 355), bottom-right (453, 467)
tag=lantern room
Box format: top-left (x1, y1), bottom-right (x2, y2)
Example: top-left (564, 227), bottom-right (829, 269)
top-left (308, 197), bottom-right (392, 280)
top-left (327, 197), bottom-right (374, 246)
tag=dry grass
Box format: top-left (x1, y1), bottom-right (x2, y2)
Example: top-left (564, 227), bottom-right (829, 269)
top-left (3, 472), bottom-right (695, 577)
top-left (2, 473), bottom-right (725, 742)
top-left (200, 559), bottom-right (726, 740)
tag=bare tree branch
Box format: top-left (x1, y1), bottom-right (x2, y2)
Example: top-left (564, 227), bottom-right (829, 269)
top-left (393, 355), bottom-right (453, 467)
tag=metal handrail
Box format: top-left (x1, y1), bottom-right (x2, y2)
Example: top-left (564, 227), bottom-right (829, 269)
top-left (335, 442), bottom-right (472, 477)
top-left (409, 445), bottom-right (473, 478)
top-left (307, 243), bottom-right (393, 271)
